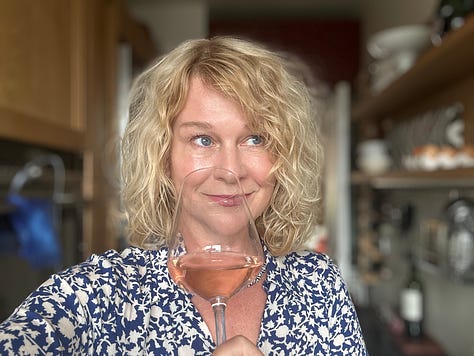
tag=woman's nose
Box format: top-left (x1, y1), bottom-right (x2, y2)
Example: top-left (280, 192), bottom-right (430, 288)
top-left (212, 167), bottom-right (239, 185)
top-left (216, 146), bottom-right (247, 180)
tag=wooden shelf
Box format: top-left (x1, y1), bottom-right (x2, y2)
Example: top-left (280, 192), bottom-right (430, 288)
top-left (351, 168), bottom-right (474, 189)
top-left (352, 15), bottom-right (474, 122)
top-left (0, 107), bottom-right (84, 152)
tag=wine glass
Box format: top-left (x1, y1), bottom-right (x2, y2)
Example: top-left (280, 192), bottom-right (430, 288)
top-left (167, 167), bottom-right (265, 346)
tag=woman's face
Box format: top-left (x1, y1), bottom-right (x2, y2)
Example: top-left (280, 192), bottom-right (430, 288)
top-left (170, 76), bottom-right (276, 218)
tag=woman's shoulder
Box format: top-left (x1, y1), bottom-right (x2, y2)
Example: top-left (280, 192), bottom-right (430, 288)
top-left (54, 246), bottom-right (167, 289)
top-left (69, 246), bottom-right (164, 269)
top-left (273, 250), bottom-right (338, 274)
top-left (269, 250), bottom-right (344, 291)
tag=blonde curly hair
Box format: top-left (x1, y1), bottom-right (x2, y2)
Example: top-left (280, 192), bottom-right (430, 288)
top-left (121, 36), bottom-right (323, 256)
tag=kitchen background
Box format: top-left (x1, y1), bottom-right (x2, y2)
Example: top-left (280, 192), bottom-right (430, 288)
top-left (1, 0), bottom-right (473, 355)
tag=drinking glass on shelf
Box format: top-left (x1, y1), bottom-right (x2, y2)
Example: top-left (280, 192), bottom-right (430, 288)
top-left (167, 167), bottom-right (265, 346)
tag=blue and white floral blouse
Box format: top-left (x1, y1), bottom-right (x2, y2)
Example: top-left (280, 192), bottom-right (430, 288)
top-left (0, 247), bottom-right (367, 355)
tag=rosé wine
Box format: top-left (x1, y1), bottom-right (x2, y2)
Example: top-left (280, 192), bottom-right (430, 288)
top-left (168, 251), bottom-right (263, 302)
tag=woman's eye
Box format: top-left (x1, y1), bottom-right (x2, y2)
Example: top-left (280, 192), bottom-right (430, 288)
top-left (193, 135), bottom-right (213, 147)
top-left (246, 135), bottom-right (264, 146)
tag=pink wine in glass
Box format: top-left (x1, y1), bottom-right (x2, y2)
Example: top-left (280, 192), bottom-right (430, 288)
top-left (166, 167), bottom-right (266, 345)
top-left (168, 251), bottom-right (263, 301)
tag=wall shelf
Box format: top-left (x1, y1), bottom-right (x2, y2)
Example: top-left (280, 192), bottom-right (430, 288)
top-left (351, 168), bottom-right (474, 189)
top-left (352, 15), bottom-right (474, 122)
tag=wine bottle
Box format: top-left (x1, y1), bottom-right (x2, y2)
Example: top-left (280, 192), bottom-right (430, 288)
top-left (400, 255), bottom-right (424, 338)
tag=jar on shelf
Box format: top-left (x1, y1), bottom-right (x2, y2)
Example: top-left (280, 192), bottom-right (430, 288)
top-left (356, 139), bottom-right (392, 174)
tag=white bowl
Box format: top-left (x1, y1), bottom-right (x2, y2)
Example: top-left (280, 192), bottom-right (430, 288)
top-left (367, 25), bottom-right (432, 59)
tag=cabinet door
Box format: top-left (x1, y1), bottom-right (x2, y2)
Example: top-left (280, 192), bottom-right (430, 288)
top-left (0, 0), bottom-right (84, 151)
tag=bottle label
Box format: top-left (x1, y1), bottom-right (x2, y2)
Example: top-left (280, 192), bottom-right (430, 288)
top-left (401, 289), bottom-right (423, 322)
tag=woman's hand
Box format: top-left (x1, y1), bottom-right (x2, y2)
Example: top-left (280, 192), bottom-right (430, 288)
top-left (212, 336), bottom-right (263, 356)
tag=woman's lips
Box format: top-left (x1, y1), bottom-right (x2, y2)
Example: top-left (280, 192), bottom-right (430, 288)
top-left (205, 193), bottom-right (253, 207)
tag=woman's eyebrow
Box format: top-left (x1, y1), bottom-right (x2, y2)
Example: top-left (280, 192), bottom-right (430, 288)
top-left (177, 121), bottom-right (212, 129)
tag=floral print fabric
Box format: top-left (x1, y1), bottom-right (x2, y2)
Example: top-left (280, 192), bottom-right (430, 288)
top-left (0, 247), bottom-right (367, 355)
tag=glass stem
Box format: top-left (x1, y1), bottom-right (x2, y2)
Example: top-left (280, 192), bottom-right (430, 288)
top-left (212, 298), bottom-right (227, 346)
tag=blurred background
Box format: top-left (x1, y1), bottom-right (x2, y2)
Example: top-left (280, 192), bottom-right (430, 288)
top-left (1, 0), bottom-right (474, 354)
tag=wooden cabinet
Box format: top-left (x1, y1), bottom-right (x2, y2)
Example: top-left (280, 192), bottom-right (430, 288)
top-left (0, 0), bottom-right (157, 256)
top-left (0, 1), bottom-right (85, 151)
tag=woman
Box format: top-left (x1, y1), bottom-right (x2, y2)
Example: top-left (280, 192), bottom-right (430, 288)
top-left (0, 37), bottom-right (367, 355)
